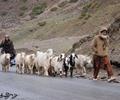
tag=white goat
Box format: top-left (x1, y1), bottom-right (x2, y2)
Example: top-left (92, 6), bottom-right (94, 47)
top-left (75, 54), bottom-right (93, 76)
top-left (50, 53), bottom-right (65, 76)
top-left (0, 53), bottom-right (10, 72)
top-left (35, 49), bottom-right (54, 76)
top-left (15, 52), bottom-right (26, 74)
top-left (24, 54), bottom-right (36, 74)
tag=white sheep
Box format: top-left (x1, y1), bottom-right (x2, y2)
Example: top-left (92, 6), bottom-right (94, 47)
top-left (15, 52), bottom-right (26, 74)
top-left (24, 54), bottom-right (36, 74)
top-left (0, 53), bottom-right (11, 72)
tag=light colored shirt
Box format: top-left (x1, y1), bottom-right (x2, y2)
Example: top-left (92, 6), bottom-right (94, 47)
top-left (92, 35), bottom-right (109, 56)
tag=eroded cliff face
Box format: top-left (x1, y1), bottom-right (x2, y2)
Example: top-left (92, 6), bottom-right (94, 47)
top-left (108, 16), bottom-right (120, 67)
top-left (68, 16), bottom-right (120, 67)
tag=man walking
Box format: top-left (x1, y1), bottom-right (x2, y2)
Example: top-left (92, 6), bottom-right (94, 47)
top-left (92, 27), bottom-right (115, 82)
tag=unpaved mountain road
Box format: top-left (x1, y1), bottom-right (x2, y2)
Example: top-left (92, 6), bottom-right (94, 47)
top-left (14, 36), bottom-right (84, 54)
top-left (0, 67), bottom-right (120, 100)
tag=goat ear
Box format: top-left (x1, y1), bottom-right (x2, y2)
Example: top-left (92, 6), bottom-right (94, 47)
top-left (70, 54), bottom-right (72, 58)
top-left (60, 54), bottom-right (62, 58)
top-left (75, 54), bottom-right (78, 58)
top-left (57, 57), bottom-right (60, 62)
top-left (5, 55), bottom-right (7, 59)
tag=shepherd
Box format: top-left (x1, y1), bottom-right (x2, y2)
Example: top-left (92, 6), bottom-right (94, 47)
top-left (92, 27), bottom-right (115, 82)
top-left (0, 34), bottom-right (16, 66)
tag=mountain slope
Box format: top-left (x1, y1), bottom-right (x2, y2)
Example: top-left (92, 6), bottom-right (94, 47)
top-left (0, 0), bottom-right (120, 65)
top-left (9, 0), bottom-right (120, 40)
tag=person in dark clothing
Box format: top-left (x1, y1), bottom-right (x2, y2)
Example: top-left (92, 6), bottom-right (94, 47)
top-left (0, 35), bottom-right (16, 66)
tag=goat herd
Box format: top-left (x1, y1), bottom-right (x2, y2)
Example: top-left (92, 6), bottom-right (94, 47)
top-left (0, 49), bottom-right (93, 77)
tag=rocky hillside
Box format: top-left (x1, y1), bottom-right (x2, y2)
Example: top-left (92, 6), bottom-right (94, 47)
top-left (0, 0), bottom-right (60, 30)
top-left (10, 0), bottom-right (120, 40)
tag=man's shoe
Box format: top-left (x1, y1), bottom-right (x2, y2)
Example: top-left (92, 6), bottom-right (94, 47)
top-left (108, 77), bottom-right (116, 82)
top-left (92, 78), bottom-right (98, 81)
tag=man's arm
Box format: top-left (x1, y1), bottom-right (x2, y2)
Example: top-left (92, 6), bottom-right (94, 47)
top-left (0, 40), bottom-right (4, 48)
top-left (10, 40), bottom-right (16, 54)
top-left (91, 37), bottom-right (97, 53)
top-left (10, 41), bottom-right (14, 48)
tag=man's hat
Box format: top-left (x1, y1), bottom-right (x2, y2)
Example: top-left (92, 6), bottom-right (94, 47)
top-left (100, 27), bottom-right (108, 33)
top-left (5, 34), bottom-right (9, 38)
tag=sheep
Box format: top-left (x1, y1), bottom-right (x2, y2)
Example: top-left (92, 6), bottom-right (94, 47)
top-left (24, 54), bottom-right (36, 74)
top-left (15, 52), bottom-right (26, 74)
top-left (50, 53), bottom-right (65, 76)
top-left (0, 53), bottom-right (10, 72)
top-left (35, 49), bottom-right (54, 76)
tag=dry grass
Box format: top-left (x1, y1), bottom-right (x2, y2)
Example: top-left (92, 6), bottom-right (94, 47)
top-left (10, 0), bottom-right (120, 47)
